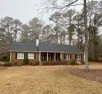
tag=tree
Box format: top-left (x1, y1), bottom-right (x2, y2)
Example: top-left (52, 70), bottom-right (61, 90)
top-left (29, 17), bottom-right (43, 41)
top-left (41, 25), bottom-right (52, 42)
top-left (0, 17), bottom-right (13, 46)
top-left (87, 0), bottom-right (102, 61)
top-left (11, 19), bottom-right (22, 42)
top-left (41, 0), bottom-right (90, 70)
top-left (63, 9), bottom-right (76, 45)
top-left (49, 12), bottom-right (62, 43)
top-left (20, 24), bottom-right (30, 42)
top-left (73, 12), bottom-right (84, 49)
top-left (84, 0), bottom-right (89, 70)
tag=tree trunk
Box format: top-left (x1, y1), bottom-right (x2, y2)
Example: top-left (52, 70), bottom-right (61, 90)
top-left (84, 0), bottom-right (89, 70)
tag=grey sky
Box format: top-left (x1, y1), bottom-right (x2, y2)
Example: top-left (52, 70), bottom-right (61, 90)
top-left (0, 0), bottom-right (84, 24)
top-left (0, 0), bottom-right (101, 24)
top-left (0, 0), bottom-right (44, 23)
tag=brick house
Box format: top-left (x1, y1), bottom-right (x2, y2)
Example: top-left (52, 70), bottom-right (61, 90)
top-left (9, 39), bottom-right (84, 64)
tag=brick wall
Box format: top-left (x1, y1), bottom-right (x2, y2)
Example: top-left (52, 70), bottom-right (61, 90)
top-left (10, 52), bottom-right (84, 64)
top-left (10, 52), bottom-right (39, 63)
top-left (62, 53), bottom-right (84, 62)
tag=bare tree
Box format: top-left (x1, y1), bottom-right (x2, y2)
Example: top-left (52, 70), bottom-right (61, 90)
top-left (84, 0), bottom-right (89, 70)
top-left (41, 0), bottom-right (90, 70)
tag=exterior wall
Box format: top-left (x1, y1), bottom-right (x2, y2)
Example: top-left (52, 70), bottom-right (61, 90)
top-left (10, 52), bottom-right (84, 64)
top-left (62, 53), bottom-right (84, 62)
top-left (10, 52), bottom-right (39, 64)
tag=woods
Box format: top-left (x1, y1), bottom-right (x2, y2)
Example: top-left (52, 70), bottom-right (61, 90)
top-left (0, 0), bottom-right (102, 62)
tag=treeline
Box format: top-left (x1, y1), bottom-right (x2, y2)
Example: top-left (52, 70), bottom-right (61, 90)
top-left (0, 0), bottom-right (102, 61)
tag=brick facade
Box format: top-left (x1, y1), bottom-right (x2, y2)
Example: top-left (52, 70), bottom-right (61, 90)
top-left (10, 52), bottom-right (39, 63)
top-left (10, 52), bottom-right (84, 64)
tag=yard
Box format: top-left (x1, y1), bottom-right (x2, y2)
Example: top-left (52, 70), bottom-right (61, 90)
top-left (0, 63), bottom-right (102, 94)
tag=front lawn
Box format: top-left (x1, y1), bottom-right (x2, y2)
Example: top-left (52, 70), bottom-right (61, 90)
top-left (0, 63), bottom-right (102, 94)
top-left (0, 66), bottom-right (7, 70)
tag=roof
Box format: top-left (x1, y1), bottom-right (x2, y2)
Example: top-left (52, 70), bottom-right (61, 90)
top-left (9, 42), bottom-right (83, 54)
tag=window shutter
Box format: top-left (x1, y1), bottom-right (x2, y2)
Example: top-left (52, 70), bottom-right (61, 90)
top-left (81, 55), bottom-right (82, 60)
top-left (70, 54), bottom-right (72, 59)
top-left (64, 54), bottom-right (66, 60)
top-left (75, 54), bottom-right (77, 59)
top-left (24, 53), bottom-right (28, 59)
top-left (15, 53), bottom-right (17, 59)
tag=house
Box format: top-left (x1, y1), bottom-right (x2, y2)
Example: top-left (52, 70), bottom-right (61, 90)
top-left (9, 39), bottom-right (84, 64)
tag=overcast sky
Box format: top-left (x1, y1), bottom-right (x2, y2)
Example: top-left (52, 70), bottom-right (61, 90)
top-left (0, 0), bottom-right (43, 23)
top-left (0, 0), bottom-right (101, 25)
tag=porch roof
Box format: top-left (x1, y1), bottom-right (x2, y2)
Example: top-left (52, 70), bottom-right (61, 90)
top-left (9, 42), bottom-right (83, 54)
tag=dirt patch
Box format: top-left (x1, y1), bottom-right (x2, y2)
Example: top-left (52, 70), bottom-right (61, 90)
top-left (67, 68), bottom-right (102, 83)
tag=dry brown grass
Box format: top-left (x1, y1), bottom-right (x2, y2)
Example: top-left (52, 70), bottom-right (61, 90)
top-left (0, 66), bottom-right (7, 70)
top-left (0, 63), bottom-right (102, 94)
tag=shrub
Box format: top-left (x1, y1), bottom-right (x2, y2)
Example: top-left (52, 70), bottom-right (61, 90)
top-left (60, 61), bottom-right (70, 65)
top-left (32, 62), bottom-right (39, 66)
top-left (17, 62), bottom-right (22, 66)
top-left (81, 61), bottom-right (85, 64)
top-left (70, 60), bottom-right (78, 65)
top-left (4, 62), bottom-right (13, 66)
top-left (88, 57), bottom-right (92, 61)
top-left (32, 62), bottom-right (36, 66)
top-left (1, 55), bottom-right (9, 62)
top-left (42, 61), bottom-right (59, 65)
top-left (0, 55), bottom-right (1, 61)
top-left (51, 61), bottom-right (58, 65)
top-left (23, 58), bottom-right (29, 65)
top-left (42, 61), bottom-right (72, 65)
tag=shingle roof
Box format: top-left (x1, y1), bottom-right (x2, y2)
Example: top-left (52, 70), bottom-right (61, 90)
top-left (10, 42), bottom-right (37, 52)
top-left (9, 42), bottom-right (83, 54)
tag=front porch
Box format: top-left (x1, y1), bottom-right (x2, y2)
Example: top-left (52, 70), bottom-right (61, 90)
top-left (39, 52), bottom-right (62, 62)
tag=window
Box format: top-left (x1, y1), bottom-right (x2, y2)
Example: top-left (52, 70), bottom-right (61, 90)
top-left (76, 54), bottom-right (82, 60)
top-left (48, 53), bottom-right (53, 61)
top-left (41, 53), bottom-right (47, 61)
top-left (64, 54), bottom-right (71, 60)
top-left (17, 53), bottom-right (24, 59)
top-left (28, 53), bottom-right (34, 59)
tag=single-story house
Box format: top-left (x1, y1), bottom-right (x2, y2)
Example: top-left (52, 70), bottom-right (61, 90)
top-left (9, 39), bottom-right (84, 64)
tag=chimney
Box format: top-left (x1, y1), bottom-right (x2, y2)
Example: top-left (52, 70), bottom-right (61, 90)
top-left (36, 38), bottom-right (39, 47)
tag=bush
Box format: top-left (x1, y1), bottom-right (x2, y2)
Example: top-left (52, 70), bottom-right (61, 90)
top-left (88, 57), bottom-right (92, 61)
top-left (1, 55), bottom-right (9, 62)
top-left (4, 62), bottom-right (13, 66)
top-left (0, 55), bottom-right (1, 61)
top-left (32, 62), bottom-right (39, 66)
top-left (70, 60), bottom-right (78, 65)
top-left (42, 61), bottom-right (60, 65)
top-left (60, 61), bottom-right (70, 65)
top-left (81, 61), bottom-right (85, 64)
top-left (23, 58), bottom-right (29, 65)
top-left (17, 62), bottom-right (22, 66)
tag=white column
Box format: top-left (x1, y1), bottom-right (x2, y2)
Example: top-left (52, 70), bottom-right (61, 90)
top-left (10, 52), bottom-right (11, 62)
top-left (47, 52), bottom-right (48, 61)
top-left (60, 53), bottom-right (62, 61)
top-left (39, 52), bottom-right (41, 65)
top-left (54, 53), bottom-right (56, 61)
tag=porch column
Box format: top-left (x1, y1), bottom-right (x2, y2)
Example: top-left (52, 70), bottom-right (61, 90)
top-left (47, 52), bottom-right (48, 61)
top-left (10, 52), bottom-right (11, 62)
top-left (60, 53), bottom-right (62, 61)
top-left (39, 52), bottom-right (41, 65)
top-left (54, 53), bottom-right (56, 61)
